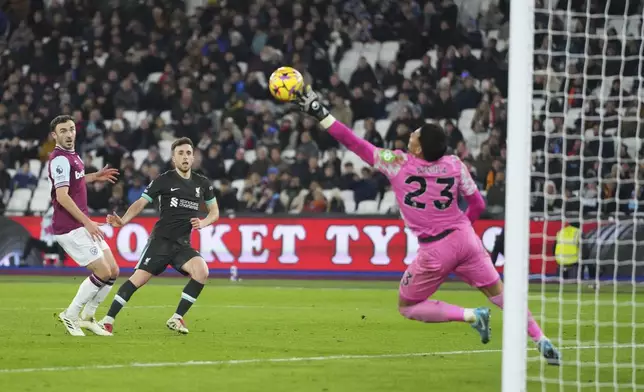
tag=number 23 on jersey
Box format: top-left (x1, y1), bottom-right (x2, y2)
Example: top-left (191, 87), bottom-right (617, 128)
top-left (404, 176), bottom-right (455, 210)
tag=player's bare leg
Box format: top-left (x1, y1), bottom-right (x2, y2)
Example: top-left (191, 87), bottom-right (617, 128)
top-left (479, 280), bottom-right (561, 365)
top-left (167, 256), bottom-right (209, 334)
top-left (59, 256), bottom-right (113, 337)
top-left (100, 269), bottom-right (153, 333)
top-left (80, 249), bottom-right (119, 335)
top-left (398, 295), bottom-right (491, 341)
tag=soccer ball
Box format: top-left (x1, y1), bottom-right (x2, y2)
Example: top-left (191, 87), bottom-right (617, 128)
top-left (269, 67), bottom-right (304, 102)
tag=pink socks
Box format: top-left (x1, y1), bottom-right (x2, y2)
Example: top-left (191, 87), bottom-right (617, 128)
top-left (488, 293), bottom-right (544, 342)
top-left (399, 300), bottom-right (465, 323)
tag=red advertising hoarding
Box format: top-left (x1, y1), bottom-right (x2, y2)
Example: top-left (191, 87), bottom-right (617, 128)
top-left (7, 216), bottom-right (584, 275)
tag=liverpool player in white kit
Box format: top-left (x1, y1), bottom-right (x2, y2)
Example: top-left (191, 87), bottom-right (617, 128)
top-left (296, 87), bottom-right (561, 365)
top-left (48, 115), bottom-right (120, 336)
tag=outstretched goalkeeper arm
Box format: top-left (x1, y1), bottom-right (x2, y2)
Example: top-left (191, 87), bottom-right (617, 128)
top-left (296, 86), bottom-right (377, 166)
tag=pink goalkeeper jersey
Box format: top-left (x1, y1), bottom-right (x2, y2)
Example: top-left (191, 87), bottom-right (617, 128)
top-left (324, 118), bottom-right (484, 239)
top-left (374, 150), bottom-right (478, 238)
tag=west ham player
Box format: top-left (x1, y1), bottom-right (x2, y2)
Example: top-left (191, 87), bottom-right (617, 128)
top-left (296, 87), bottom-right (561, 365)
top-left (48, 115), bottom-right (120, 336)
top-left (101, 137), bottom-right (219, 334)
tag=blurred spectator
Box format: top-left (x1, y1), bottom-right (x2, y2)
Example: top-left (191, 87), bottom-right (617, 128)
top-left (353, 168), bottom-right (378, 205)
top-left (88, 181), bottom-right (111, 211)
top-left (10, 163), bottom-right (37, 191)
top-left (217, 179), bottom-right (239, 212)
top-left (127, 177), bottom-right (146, 205)
top-left (229, 148), bottom-right (250, 181)
top-left (0, 0), bottom-right (633, 223)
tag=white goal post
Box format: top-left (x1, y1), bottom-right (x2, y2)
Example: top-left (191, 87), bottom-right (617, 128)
top-left (502, 0), bottom-right (533, 390)
top-left (504, 0), bottom-right (644, 391)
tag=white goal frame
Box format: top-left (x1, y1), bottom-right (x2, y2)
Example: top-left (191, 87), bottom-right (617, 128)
top-left (502, 0), bottom-right (534, 390)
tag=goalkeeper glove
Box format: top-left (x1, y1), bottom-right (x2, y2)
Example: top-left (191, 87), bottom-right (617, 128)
top-left (296, 85), bottom-right (330, 122)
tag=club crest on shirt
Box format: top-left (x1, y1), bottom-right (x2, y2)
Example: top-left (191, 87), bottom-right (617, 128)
top-left (195, 187), bottom-right (200, 198)
top-left (379, 149), bottom-right (396, 163)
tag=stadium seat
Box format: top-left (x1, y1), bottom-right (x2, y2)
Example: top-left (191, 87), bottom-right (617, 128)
top-left (340, 190), bottom-right (354, 203)
top-left (344, 200), bottom-right (356, 214)
top-left (146, 72), bottom-right (163, 84)
top-left (607, 16), bottom-right (626, 35)
top-left (93, 155), bottom-right (104, 169)
top-left (374, 119), bottom-right (391, 139)
top-left (137, 111), bottom-right (149, 126)
top-left (403, 59), bottom-right (422, 79)
top-left (244, 150), bottom-right (257, 164)
top-left (160, 110), bottom-right (172, 125)
top-left (532, 99), bottom-right (545, 115)
top-left (565, 108), bottom-right (582, 129)
top-left (37, 179), bottom-right (50, 190)
top-left (30, 189), bottom-right (50, 213)
top-left (338, 50), bottom-right (361, 83)
top-left (384, 87), bottom-right (398, 99)
top-left (238, 62), bottom-right (248, 75)
top-left (356, 200), bottom-right (378, 214)
top-left (158, 140), bottom-right (173, 161)
top-left (281, 149), bottom-right (296, 161)
top-left (29, 159), bottom-right (41, 177)
top-left (123, 110), bottom-right (138, 126)
top-left (352, 120), bottom-right (366, 138)
top-left (426, 49), bottom-right (438, 69)
top-left (231, 179), bottom-right (246, 200)
top-left (7, 189), bottom-right (32, 212)
top-left (322, 189), bottom-right (334, 201)
top-left (341, 151), bottom-right (368, 172)
top-left (379, 41), bottom-right (400, 67)
top-left (380, 190), bottom-right (395, 207)
top-left (224, 159), bottom-right (233, 172)
top-left (379, 198), bottom-right (396, 214)
top-left (626, 15), bottom-right (641, 36)
top-left (132, 150), bottom-right (148, 170)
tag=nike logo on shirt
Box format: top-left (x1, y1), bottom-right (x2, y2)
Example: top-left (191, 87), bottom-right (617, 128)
top-left (171, 188), bottom-right (180, 191)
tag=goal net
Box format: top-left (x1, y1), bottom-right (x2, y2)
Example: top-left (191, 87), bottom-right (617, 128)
top-left (527, 0), bottom-right (644, 390)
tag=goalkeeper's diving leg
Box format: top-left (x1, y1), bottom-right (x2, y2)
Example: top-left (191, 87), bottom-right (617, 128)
top-left (397, 248), bottom-right (561, 366)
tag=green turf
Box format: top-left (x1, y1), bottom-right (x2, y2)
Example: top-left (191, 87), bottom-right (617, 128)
top-left (0, 276), bottom-right (642, 391)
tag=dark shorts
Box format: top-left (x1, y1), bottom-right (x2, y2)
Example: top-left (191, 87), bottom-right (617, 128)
top-left (136, 236), bottom-right (201, 276)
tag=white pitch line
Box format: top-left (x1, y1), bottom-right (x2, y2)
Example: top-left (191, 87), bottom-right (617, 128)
top-left (0, 344), bottom-right (642, 375)
top-left (0, 304), bottom-right (385, 312)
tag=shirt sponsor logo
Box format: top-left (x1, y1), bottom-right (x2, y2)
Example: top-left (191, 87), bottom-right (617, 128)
top-left (75, 170), bottom-right (85, 180)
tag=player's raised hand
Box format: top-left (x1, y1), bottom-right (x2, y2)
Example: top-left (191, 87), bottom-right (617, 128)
top-left (190, 217), bottom-right (204, 230)
top-left (106, 211), bottom-right (124, 228)
top-left (84, 220), bottom-right (104, 242)
top-left (295, 85), bottom-right (329, 121)
top-left (95, 165), bottom-right (119, 183)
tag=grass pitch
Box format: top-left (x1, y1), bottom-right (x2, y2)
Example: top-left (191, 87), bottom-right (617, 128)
top-left (0, 275), bottom-right (641, 391)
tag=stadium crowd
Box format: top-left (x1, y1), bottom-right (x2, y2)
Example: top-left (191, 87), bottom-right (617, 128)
top-left (0, 0), bottom-right (641, 219)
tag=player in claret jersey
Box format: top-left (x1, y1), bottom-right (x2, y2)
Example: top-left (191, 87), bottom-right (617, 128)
top-left (101, 137), bottom-right (219, 334)
top-left (48, 115), bottom-right (120, 336)
top-left (296, 87), bottom-right (561, 365)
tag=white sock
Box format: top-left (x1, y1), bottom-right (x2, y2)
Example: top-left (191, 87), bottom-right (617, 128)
top-left (172, 313), bottom-right (182, 320)
top-left (464, 309), bottom-right (477, 323)
top-left (81, 281), bottom-right (115, 320)
top-left (102, 316), bottom-right (115, 324)
top-left (65, 274), bottom-right (105, 319)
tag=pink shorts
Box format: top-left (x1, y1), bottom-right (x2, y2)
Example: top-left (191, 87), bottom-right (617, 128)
top-left (399, 227), bottom-right (500, 302)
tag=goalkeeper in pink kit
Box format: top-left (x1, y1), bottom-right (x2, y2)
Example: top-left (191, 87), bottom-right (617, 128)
top-left (296, 87), bottom-right (560, 365)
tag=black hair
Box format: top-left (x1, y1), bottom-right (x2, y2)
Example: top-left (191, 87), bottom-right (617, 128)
top-left (418, 123), bottom-right (448, 162)
top-left (49, 115), bottom-right (74, 133)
